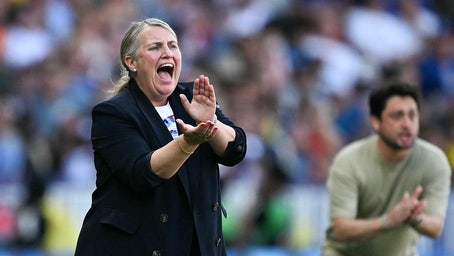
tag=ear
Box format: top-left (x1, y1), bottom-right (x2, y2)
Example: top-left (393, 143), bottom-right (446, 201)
top-left (370, 116), bottom-right (380, 132)
top-left (124, 56), bottom-right (137, 72)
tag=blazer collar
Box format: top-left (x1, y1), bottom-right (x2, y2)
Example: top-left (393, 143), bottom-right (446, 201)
top-left (128, 79), bottom-right (173, 146)
top-left (129, 79), bottom-right (195, 136)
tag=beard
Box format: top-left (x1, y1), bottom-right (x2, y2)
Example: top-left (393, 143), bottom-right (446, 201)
top-left (377, 130), bottom-right (414, 150)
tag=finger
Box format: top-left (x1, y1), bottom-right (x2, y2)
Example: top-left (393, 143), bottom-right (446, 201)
top-left (179, 94), bottom-right (191, 113)
top-left (176, 119), bottom-right (189, 132)
top-left (207, 127), bottom-right (218, 139)
top-left (412, 199), bottom-right (426, 214)
top-left (200, 75), bottom-right (207, 84)
top-left (179, 94), bottom-right (189, 104)
top-left (402, 192), bottom-right (410, 201)
top-left (194, 75), bottom-right (207, 96)
top-left (204, 76), bottom-right (210, 87)
top-left (412, 185), bottom-right (423, 200)
top-left (199, 122), bottom-right (215, 135)
top-left (418, 200), bottom-right (427, 212)
top-left (196, 122), bottom-right (211, 134)
top-left (200, 124), bottom-right (210, 135)
top-left (207, 83), bottom-right (215, 98)
top-left (194, 77), bottom-right (201, 90)
top-left (201, 76), bottom-right (210, 95)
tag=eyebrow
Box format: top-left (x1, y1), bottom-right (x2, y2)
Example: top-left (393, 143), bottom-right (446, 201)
top-left (388, 108), bottom-right (418, 116)
top-left (147, 38), bottom-right (178, 45)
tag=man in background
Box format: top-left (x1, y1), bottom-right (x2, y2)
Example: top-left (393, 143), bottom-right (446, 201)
top-left (322, 81), bottom-right (451, 256)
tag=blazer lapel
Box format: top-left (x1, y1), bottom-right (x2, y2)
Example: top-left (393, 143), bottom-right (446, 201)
top-left (129, 80), bottom-right (194, 206)
top-left (130, 81), bottom-right (173, 146)
top-left (168, 84), bottom-right (199, 205)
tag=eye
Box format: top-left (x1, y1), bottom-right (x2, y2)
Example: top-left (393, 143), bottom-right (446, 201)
top-left (389, 112), bottom-right (403, 121)
top-left (408, 111), bottom-right (418, 121)
top-left (148, 43), bottom-right (162, 51)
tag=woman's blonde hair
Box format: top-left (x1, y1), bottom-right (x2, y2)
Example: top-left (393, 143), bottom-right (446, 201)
top-left (111, 18), bottom-right (177, 95)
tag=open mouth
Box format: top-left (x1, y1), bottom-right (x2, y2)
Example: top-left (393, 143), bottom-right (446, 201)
top-left (398, 132), bottom-right (413, 144)
top-left (157, 63), bottom-right (174, 80)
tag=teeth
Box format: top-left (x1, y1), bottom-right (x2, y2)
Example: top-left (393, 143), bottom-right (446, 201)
top-left (160, 63), bottom-right (173, 68)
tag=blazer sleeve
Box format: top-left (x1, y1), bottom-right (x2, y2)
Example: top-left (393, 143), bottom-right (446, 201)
top-left (215, 105), bottom-right (247, 166)
top-left (91, 100), bottom-right (167, 192)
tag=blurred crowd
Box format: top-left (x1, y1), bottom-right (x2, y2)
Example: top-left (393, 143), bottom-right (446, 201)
top-left (0, 0), bottom-right (454, 254)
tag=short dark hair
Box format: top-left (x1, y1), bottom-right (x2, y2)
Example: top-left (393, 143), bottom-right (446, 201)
top-left (368, 81), bottom-right (421, 119)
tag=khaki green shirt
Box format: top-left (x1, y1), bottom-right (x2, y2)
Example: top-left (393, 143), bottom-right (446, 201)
top-left (322, 135), bottom-right (451, 256)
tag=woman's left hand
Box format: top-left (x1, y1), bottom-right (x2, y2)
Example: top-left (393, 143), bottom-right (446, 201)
top-left (176, 119), bottom-right (218, 145)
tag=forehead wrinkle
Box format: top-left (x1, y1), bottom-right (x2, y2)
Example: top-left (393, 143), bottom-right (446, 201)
top-left (140, 38), bottom-right (178, 48)
top-left (139, 27), bottom-right (178, 43)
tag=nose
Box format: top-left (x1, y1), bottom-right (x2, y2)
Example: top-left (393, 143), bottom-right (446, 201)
top-left (401, 115), bottom-right (413, 128)
top-left (162, 46), bottom-right (173, 57)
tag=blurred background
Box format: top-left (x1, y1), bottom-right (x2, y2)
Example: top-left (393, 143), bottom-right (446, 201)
top-left (0, 0), bottom-right (453, 255)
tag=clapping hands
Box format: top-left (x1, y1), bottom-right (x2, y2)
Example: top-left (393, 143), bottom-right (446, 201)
top-left (177, 75), bottom-right (219, 145)
top-left (385, 185), bottom-right (426, 228)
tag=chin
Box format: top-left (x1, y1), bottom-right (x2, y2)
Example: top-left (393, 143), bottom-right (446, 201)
top-left (399, 141), bottom-right (415, 150)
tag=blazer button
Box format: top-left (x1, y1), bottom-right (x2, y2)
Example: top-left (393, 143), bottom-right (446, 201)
top-left (212, 202), bottom-right (219, 211)
top-left (152, 250), bottom-right (161, 256)
top-left (216, 237), bottom-right (222, 247)
top-left (160, 214), bottom-right (168, 223)
top-left (236, 145), bottom-right (243, 151)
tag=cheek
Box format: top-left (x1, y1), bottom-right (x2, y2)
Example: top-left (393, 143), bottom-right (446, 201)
top-left (141, 53), bottom-right (159, 65)
top-left (412, 122), bottom-right (420, 132)
top-left (176, 64), bottom-right (182, 75)
top-left (175, 57), bottom-right (182, 70)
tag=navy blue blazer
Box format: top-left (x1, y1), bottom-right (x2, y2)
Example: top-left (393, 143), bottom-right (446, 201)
top-left (75, 79), bottom-right (247, 256)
